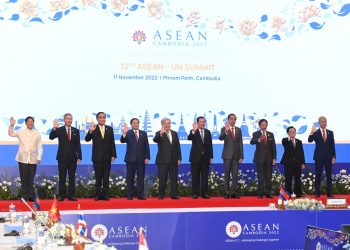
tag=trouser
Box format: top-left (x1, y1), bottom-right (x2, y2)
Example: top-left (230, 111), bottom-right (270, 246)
top-left (314, 160), bottom-right (332, 195)
top-left (284, 162), bottom-right (302, 195)
top-left (191, 157), bottom-right (210, 196)
top-left (256, 159), bottom-right (272, 196)
top-left (126, 161), bottom-right (146, 198)
top-left (58, 160), bottom-right (77, 198)
top-left (93, 160), bottom-right (111, 197)
top-left (224, 158), bottom-right (239, 195)
top-left (158, 163), bottom-right (178, 197)
top-left (19, 162), bottom-right (37, 199)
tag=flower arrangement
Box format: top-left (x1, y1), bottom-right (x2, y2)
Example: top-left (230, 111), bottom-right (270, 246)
top-left (1, 167), bottom-right (350, 199)
top-left (285, 198), bottom-right (325, 211)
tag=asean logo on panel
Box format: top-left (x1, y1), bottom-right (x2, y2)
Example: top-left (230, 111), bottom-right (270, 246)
top-left (226, 221), bottom-right (242, 238)
top-left (91, 224), bottom-right (108, 241)
top-left (132, 31), bottom-right (146, 44)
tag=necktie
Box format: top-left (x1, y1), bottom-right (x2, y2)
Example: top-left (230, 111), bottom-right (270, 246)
top-left (200, 130), bottom-right (204, 142)
top-left (322, 129), bottom-right (326, 142)
top-left (231, 127), bottom-right (235, 139)
top-left (100, 126), bottom-right (105, 139)
top-left (67, 128), bottom-right (71, 141)
top-left (263, 131), bottom-right (267, 144)
top-left (135, 131), bottom-right (139, 142)
top-left (166, 131), bottom-right (171, 144)
top-left (292, 138), bottom-right (296, 148)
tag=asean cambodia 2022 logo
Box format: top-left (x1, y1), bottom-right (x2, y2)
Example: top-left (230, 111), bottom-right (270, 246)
top-left (132, 31), bottom-right (146, 44)
top-left (226, 221), bottom-right (242, 238)
top-left (91, 224), bottom-right (108, 241)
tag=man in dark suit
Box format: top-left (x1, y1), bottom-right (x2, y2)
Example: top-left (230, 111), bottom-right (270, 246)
top-left (153, 117), bottom-right (182, 200)
top-left (308, 116), bottom-right (336, 198)
top-left (49, 113), bottom-right (82, 201)
top-left (188, 116), bottom-right (213, 199)
top-left (250, 119), bottom-right (276, 198)
top-left (281, 126), bottom-right (305, 198)
top-left (85, 112), bottom-right (117, 201)
top-left (219, 114), bottom-right (243, 199)
top-left (120, 118), bottom-right (150, 200)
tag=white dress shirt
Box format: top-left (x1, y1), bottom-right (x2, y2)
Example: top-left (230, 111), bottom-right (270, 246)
top-left (166, 130), bottom-right (172, 144)
top-left (8, 127), bottom-right (43, 164)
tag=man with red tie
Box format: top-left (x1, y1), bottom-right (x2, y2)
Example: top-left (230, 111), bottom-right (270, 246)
top-left (308, 116), bottom-right (336, 198)
top-left (120, 118), bottom-right (150, 200)
top-left (49, 113), bottom-right (82, 201)
top-left (219, 114), bottom-right (244, 199)
top-left (250, 119), bottom-right (276, 199)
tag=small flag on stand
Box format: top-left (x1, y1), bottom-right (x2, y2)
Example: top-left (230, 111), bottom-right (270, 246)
top-left (139, 227), bottom-right (149, 250)
top-left (49, 196), bottom-right (61, 223)
top-left (279, 186), bottom-right (291, 201)
top-left (33, 189), bottom-right (40, 211)
top-left (76, 204), bottom-right (88, 237)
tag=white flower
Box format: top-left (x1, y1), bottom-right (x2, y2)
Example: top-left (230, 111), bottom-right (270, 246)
top-left (146, 0), bottom-right (164, 19)
top-left (19, 0), bottom-right (38, 19)
top-left (48, 186), bottom-right (52, 190)
top-left (309, 181), bottom-right (313, 186)
top-left (237, 19), bottom-right (257, 36)
top-left (121, 187), bottom-right (125, 190)
top-left (298, 5), bottom-right (320, 23)
top-left (270, 16), bottom-right (287, 32)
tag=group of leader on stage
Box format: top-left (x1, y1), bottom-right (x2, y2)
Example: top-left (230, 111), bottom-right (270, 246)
top-left (8, 113), bottom-right (336, 201)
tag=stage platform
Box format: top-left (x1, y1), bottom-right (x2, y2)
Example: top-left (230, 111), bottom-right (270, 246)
top-left (1, 194), bottom-right (349, 211)
top-left (1, 196), bottom-right (349, 250)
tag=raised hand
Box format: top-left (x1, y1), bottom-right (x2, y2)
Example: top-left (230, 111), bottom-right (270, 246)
top-left (225, 122), bottom-right (230, 132)
top-left (89, 122), bottom-right (96, 133)
top-left (123, 124), bottom-right (128, 134)
top-left (10, 117), bottom-right (16, 127)
top-left (53, 119), bottom-right (59, 129)
top-left (160, 126), bottom-right (166, 135)
top-left (311, 125), bottom-right (317, 134)
top-left (192, 122), bottom-right (198, 132)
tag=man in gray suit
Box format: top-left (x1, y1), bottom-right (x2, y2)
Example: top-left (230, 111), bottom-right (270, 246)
top-left (250, 119), bottom-right (276, 199)
top-left (219, 114), bottom-right (244, 199)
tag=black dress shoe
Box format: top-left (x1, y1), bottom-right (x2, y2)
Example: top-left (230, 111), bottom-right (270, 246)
top-left (296, 194), bottom-right (303, 198)
top-left (27, 197), bottom-right (34, 202)
top-left (101, 196), bottom-right (110, 201)
top-left (266, 195), bottom-right (273, 199)
top-left (231, 194), bottom-right (240, 199)
top-left (224, 195), bottom-right (230, 199)
top-left (68, 196), bottom-right (77, 201)
top-left (327, 194), bottom-right (334, 198)
top-left (171, 196), bottom-right (180, 200)
top-left (138, 196), bottom-right (146, 200)
top-left (58, 197), bottom-right (65, 202)
top-left (95, 196), bottom-right (101, 201)
top-left (257, 195), bottom-right (263, 199)
top-left (192, 195), bottom-right (198, 199)
top-left (127, 196), bottom-right (133, 200)
top-left (158, 196), bottom-right (164, 200)
top-left (202, 195), bottom-right (210, 199)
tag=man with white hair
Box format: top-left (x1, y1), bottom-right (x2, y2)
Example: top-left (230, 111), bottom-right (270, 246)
top-left (153, 118), bottom-right (182, 200)
top-left (308, 116), bottom-right (336, 198)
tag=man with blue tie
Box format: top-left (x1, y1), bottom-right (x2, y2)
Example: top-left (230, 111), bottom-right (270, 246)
top-left (308, 116), bottom-right (336, 198)
top-left (188, 116), bottom-right (213, 199)
top-left (120, 118), bottom-right (150, 200)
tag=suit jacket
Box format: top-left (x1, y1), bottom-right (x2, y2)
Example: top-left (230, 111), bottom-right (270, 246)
top-left (187, 129), bottom-right (213, 164)
top-left (250, 130), bottom-right (277, 164)
top-left (219, 126), bottom-right (244, 160)
top-left (49, 126), bottom-right (82, 162)
top-left (280, 137), bottom-right (305, 166)
top-left (153, 130), bottom-right (182, 165)
top-left (85, 125), bottom-right (117, 162)
top-left (308, 129), bottom-right (336, 161)
top-left (120, 129), bottom-right (150, 163)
